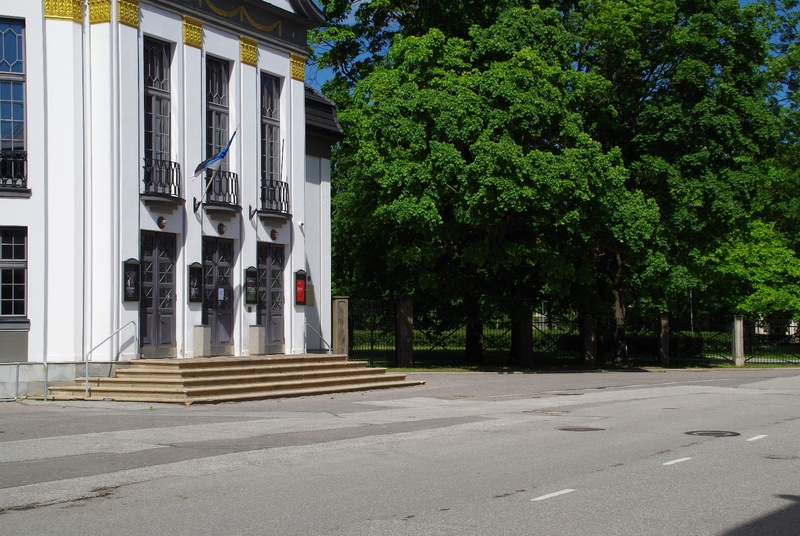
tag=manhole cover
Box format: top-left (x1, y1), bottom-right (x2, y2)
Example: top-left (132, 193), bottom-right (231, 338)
top-left (559, 427), bottom-right (605, 432)
top-left (685, 430), bottom-right (740, 437)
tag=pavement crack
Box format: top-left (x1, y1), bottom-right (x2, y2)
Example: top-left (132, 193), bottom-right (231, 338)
top-left (0, 485), bottom-right (121, 515)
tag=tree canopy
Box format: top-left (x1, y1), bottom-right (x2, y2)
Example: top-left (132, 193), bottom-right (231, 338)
top-left (312, 0), bottom-right (800, 359)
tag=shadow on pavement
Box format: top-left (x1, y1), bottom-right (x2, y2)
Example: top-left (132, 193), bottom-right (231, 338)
top-left (722, 495), bottom-right (800, 535)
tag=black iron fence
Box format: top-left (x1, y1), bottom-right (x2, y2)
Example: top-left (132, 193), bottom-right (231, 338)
top-left (348, 300), bottom-right (395, 366)
top-left (745, 317), bottom-right (800, 364)
top-left (347, 302), bottom-right (800, 367)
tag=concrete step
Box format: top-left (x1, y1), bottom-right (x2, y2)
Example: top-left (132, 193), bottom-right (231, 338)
top-left (47, 354), bottom-right (424, 404)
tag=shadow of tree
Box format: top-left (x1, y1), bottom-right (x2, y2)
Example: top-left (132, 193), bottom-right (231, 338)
top-left (722, 495), bottom-right (800, 535)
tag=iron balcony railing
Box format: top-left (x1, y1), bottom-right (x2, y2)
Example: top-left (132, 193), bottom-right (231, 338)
top-left (205, 169), bottom-right (240, 207)
top-left (142, 158), bottom-right (182, 198)
top-left (0, 150), bottom-right (27, 189)
top-left (260, 179), bottom-right (290, 215)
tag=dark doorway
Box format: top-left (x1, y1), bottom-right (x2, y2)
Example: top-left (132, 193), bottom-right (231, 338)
top-left (140, 231), bottom-right (177, 358)
top-left (203, 237), bottom-right (234, 355)
top-left (257, 242), bottom-right (284, 354)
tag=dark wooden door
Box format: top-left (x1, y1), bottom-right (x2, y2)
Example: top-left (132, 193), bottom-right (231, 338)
top-left (257, 243), bottom-right (284, 354)
top-left (140, 232), bottom-right (176, 358)
top-left (203, 238), bottom-right (234, 354)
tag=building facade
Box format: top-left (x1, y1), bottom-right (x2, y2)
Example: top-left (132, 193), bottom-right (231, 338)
top-left (0, 0), bottom-right (339, 363)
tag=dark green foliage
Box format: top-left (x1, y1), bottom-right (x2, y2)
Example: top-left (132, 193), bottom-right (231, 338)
top-left (316, 0), bottom-right (800, 362)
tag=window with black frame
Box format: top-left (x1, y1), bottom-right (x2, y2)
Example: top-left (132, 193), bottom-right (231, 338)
top-left (260, 74), bottom-right (287, 214)
top-left (207, 57), bottom-right (229, 169)
top-left (0, 19), bottom-right (26, 190)
top-left (205, 57), bottom-right (237, 205)
top-left (0, 228), bottom-right (26, 320)
top-left (143, 37), bottom-right (180, 197)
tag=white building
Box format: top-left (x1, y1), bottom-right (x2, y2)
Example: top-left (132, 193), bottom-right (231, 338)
top-left (0, 0), bottom-right (340, 364)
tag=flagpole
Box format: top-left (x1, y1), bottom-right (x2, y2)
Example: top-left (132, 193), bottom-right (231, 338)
top-left (193, 169), bottom-right (217, 213)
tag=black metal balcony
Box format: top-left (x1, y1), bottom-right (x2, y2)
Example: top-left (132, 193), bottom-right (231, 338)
top-left (260, 179), bottom-right (290, 215)
top-left (205, 169), bottom-right (240, 207)
top-left (142, 158), bottom-right (181, 199)
top-left (0, 151), bottom-right (27, 189)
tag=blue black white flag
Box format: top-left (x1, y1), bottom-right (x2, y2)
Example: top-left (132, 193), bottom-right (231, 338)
top-left (193, 129), bottom-right (237, 178)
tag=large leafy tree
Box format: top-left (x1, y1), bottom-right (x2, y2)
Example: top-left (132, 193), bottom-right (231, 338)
top-left (330, 7), bottom-right (655, 359)
top-left (315, 0), bottom-right (799, 361)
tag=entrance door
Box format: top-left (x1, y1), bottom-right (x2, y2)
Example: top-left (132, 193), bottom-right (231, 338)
top-left (140, 232), bottom-right (177, 358)
top-left (257, 243), bottom-right (284, 354)
top-left (203, 238), bottom-right (234, 355)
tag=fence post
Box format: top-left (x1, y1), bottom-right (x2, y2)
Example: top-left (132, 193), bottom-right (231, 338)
top-left (660, 313), bottom-right (670, 366)
top-left (396, 297), bottom-right (414, 367)
top-left (332, 296), bottom-right (349, 356)
top-left (733, 315), bottom-right (745, 366)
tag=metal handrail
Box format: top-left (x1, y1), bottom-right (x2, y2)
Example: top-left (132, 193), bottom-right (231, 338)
top-left (304, 320), bottom-right (332, 354)
top-left (85, 320), bottom-right (138, 398)
top-left (0, 362), bottom-right (48, 402)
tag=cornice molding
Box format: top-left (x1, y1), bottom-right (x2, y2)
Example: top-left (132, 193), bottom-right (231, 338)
top-left (183, 16), bottom-right (203, 49)
top-left (290, 53), bottom-right (305, 82)
top-left (44, 0), bottom-right (83, 23)
top-left (240, 37), bottom-right (258, 67)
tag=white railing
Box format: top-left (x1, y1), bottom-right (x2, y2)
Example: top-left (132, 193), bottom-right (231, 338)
top-left (84, 320), bottom-right (138, 398)
top-left (304, 320), bottom-right (332, 354)
top-left (0, 362), bottom-right (49, 402)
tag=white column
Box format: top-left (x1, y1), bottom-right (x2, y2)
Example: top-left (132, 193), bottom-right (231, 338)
top-left (288, 69), bottom-right (306, 353)
top-left (43, 13), bottom-right (86, 361)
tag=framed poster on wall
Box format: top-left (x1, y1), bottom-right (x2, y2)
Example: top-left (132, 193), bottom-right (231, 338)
top-left (188, 263), bottom-right (203, 303)
top-left (123, 259), bottom-right (140, 302)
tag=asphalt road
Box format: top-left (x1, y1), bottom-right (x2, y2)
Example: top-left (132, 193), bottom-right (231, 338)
top-left (1, 368), bottom-right (799, 535)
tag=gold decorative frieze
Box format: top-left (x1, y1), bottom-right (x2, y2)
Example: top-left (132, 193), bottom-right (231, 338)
top-left (240, 37), bottom-right (258, 67)
top-left (183, 16), bottom-right (203, 49)
top-left (89, 0), bottom-right (111, 24)
top-left (118, 0), bottom-right (140, 28)
top-left (290, 53), bottom-right (305, 82)
top-left (205, 0), bottom-right (281, 36)
top-left (44, 0), bottom-right (83, 23)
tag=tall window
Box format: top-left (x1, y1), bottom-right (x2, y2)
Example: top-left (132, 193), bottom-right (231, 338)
top-left (261, 74), bottom-right (280, 185)
top-left (0, 228), bottom-right (26, 319)
top-left (0, 19), bottom-right (26, 189)
top-left (143, 38), bottom-right (179, 197)
top-left (206, 57), bottom-right (229, 171)
top-left (144, 37), bottom-right (171, 163)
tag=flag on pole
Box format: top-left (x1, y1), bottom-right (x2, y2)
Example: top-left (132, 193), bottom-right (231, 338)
top-left (193, 129), bottom-right (237, 178)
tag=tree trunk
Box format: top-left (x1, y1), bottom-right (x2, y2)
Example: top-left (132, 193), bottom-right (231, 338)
top-left (396, 297), bottom-right (414, 367)
top-left (511, 314), bottom-right (533, 366)
top-left (465, 321), bottom-right (484, 364)
top-left (613, 252), bottom-right (628, 362)
top-left (581, 313), bottom-right (597, 365)
top-left (659, 313), bottom-right (670, 366)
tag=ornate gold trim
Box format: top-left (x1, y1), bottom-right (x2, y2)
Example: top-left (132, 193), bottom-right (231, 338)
top-left (204, 0), bottom-right (281, 36)
top-left (290, 53), bottom-right (305, 82)
top-left (44, 0), bottom-right (83, 23)
top-left (118, 0), bottom-right (140, 28)
top-left (89, 0), bottom-right (111, 24)
top-left (240, 37), bottom-right (258, 67)
top-left (183, 16), bottom-right (203, 49)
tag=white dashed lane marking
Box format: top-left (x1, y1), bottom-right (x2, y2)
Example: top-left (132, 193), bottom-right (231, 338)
top-left (531, 489), bottom-right (576, 502)
top-left (747, 435), bottom-right (768, 442)
top-left (662, 457), bottom-right (692, 466)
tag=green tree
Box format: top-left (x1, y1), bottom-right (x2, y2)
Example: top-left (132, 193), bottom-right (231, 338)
top-left (318, 0), bottom-right (797, 363)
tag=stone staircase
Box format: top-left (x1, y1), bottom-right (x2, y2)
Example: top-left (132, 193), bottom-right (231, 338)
top-left (47, 354), bottom-right (424, 405)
